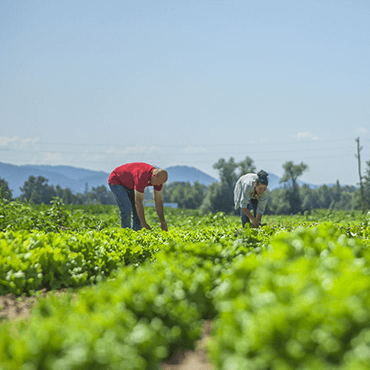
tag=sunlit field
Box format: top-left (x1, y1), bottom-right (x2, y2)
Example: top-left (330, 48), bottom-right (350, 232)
top-left (1, 198), bottom-right (370, 369)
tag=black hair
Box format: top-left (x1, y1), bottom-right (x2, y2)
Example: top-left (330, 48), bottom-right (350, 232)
top-left (256, 170), bottom-right (269, 185)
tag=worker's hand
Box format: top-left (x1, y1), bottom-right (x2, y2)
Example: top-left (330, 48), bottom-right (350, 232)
top-left (142, 222), bottom-right (151, 230)
top-left (160, 220), bottom-right (168, 231)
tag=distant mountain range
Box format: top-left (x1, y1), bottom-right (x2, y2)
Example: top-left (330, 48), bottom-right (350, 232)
top-left (0, 162), bottom-right (219, 197)
top-left (0, 162), bottom-right (318, 198)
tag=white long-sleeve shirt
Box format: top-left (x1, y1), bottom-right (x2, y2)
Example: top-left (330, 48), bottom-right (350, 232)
top-left (234, 173), bottom-right (268, 214)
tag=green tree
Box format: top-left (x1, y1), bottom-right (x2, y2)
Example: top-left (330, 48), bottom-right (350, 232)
top-left (186, 181), bottom-right (207, 209)
top-left (213, 157), bottom-right (238, 191)
top-left (19, 176), bottom-right (56, 204)
top-left (0, 178), bottom-right (12, 201)
top-left (333, 191), bottom-right (353, 210)
top-left (201, 156), bottom-right (258, 214)
top-left (237, 156), bottom-right (256, 175)
top-left (201, 157), bottom-right (238, 214)
top-left (161, 181), bottom-right (206, 209)
top-left (267, 188), bottom-right (290, 215)
top-left (161, 182), bottom-right (184, 205)
top-left (55, 185), bottom-right (77, 204)
top-left (328, 180), bottom-right (342, 209)
top-left (300, 184), bottom-right (318, 212)
top-left (363, 160), bottom-right (370, 209)
top-left (280, 161), bottom-right (308, 214)
top-left (84, 182), bottom-right (90, 204)
top-left (89, 185), bottom-right (115, 205)
top-left (316, 185), bottom-right (332, 209)
top-left (200, 182), bottom-right (226, 214)
top-left (73, 193), bottom-right (87, 205)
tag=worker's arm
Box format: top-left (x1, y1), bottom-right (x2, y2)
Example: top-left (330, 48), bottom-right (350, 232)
top-left (134, 190), bottom-right (151, 229)
top-left (153, 190), bottom-right (167, 231)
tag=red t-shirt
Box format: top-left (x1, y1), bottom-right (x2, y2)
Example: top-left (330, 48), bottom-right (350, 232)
top-left (108, 162), bottom-right (163, 193)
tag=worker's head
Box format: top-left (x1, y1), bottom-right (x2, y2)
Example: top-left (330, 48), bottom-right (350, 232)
top-left (255, 170), bottom-right (268, 195)
top-left (151, 169), bottom-right (168, 186)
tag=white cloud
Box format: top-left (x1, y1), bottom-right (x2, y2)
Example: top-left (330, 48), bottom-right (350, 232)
top-left (292, 132), bottom-right (320, 140)
top-left (115, 146), bottom-right (163, 154)
top-left (123, 146), bottom-right (147, 154)
top-left (356, 127), bottom-right (369, 135)
top-left (260, 137), bottom-right (270, 144)
top-left (42, 152), bottom-right (63, 162)
top-left (183, 146), bottom-right (206, 154)
top-left (18, 138), bottom-right (39, 148)
top-left (0, 136), bottom-right (20, 146)
top-left (147, 146), bottom-right (163, 154)
top-left (83, 145), bottom-right (163, 157)
top-left (103, 146), bottom-right (119, 155)
top-left (0, 136), bottom-right (39, 148)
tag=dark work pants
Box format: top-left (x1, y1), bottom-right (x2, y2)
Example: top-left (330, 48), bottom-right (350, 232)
top-left (108, 184), bottom-right (142, 230)
top-left (240, 198), bottom-right (258, 228)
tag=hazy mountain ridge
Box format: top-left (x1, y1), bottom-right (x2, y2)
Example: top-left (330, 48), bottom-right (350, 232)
top-left (163, 165), bottom-right (217, 186)
top-left (0, 162), bottom-right (319, 198)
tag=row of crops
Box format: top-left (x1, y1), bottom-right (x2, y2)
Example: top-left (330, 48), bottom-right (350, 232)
top-left (1, 198), bottom-right (370, 369)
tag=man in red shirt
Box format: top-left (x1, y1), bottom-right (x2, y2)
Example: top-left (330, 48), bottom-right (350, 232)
top-left (108, 162), bottom-right (168, 231)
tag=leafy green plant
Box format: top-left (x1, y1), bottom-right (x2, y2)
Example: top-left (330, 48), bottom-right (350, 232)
top-left (1, 204), bottom-right (370, 369)
top-left (0, 241), bottom-right (230, 369)
top-left (209, 223), bottom-right (370, 370)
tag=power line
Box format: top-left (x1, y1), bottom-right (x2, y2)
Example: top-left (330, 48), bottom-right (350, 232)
top-left (1, 145), bottom-right (356, 156)
top-left (2, 152), bottom-right (356, 166)
top-left (2, 137), bottom-right (359, 148)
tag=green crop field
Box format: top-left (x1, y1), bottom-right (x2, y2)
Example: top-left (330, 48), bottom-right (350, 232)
top-left (0, 197), bottom-right (370, 369)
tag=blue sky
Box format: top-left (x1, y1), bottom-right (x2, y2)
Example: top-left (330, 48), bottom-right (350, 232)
top-left (1, 0), bottom-right (369, 186)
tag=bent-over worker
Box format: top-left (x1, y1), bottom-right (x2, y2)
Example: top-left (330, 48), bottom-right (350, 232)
top-left (234, 170), bottom-right (269, 228)
top-left (108, 162), bottom-right (168, 231)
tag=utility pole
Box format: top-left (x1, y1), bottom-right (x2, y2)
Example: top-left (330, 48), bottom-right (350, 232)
top-left (355, 137), bottom-right (366, 212)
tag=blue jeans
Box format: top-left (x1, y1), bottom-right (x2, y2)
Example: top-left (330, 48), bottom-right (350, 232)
top-left (108, 184), bottom-right (142, 230)
top-left (241, 199), bottom-right (258, 228)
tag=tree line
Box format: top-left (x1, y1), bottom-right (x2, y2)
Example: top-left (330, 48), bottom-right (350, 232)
top-left (0, 176), bottom-right (115, 205)
top-left (1, 157), bottom-right (369, 214)
top-left (161, 156), bottom-right (369, 214)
